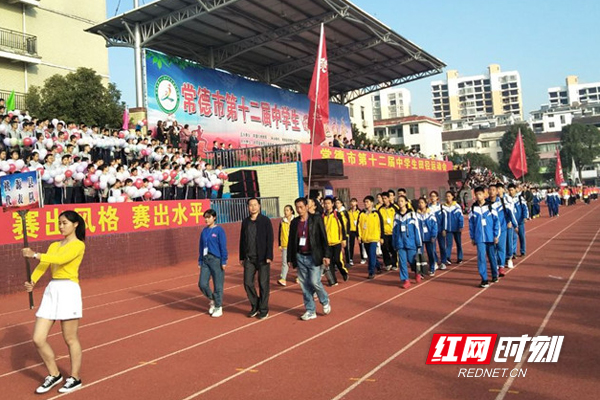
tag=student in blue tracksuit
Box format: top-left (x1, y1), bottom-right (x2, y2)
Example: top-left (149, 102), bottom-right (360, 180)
top-left (552, 190), bottom-right (561, 216)
top-left (392, 195), bottom-right (422, 289)
top-left (497, 183), bottom-right (517, 267)
top-left (469, 186), bottom-right (500, 288)
top-left (416, 197), bottom-right (439, 276)
top-left (489, 182), bottom-right (517, 277)
top-left (531, 188), bottom-right (541, 218)
top-left (428, 191), bottom-right (445, 270)
top-left (508, 183), bottom-right (528, 257)
top-left (441, 191), bottom-right (464, 265)
top-left (198, 209), bottom-right (228, 318)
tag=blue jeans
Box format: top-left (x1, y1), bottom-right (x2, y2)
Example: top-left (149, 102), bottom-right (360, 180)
top-left (397, 248), bottom-right (417, 281)
top-left (436, 232), bottom-right (445, 264)
top-left (505, 227), bottom-right (514, 259)
top-left (198, 253), bottom-right (225, 307)
top-left (296, 253), bottom-right (329, 313)
top-left (425, 241), bottom-right (437, 272)
top-left (476, 242), bottom-right (498, 281)
top-left (496, 228), bottom-right (507, 267)
top-left (445, 231), bottom-right (463, 262)
top-left (513, 224), bottom-right (526, 255)
top-left (364, 242), bottom-right (380, 275)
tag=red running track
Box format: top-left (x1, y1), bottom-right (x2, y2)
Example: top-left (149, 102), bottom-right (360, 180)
top-left (1, 202), bottom-right (599, 400)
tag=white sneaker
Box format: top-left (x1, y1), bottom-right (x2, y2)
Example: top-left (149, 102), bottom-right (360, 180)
top-left (434, 264), bottom-right (439, 271)
top-left (301, 311), bottom-right (317, 321)
top-left (360, 259), bottom-right (367, 264)
top-left (323, 302), bottom-right (331, 315)
top-left (208, 300), bottom-right (215, 315)
top-left (507, 259), bottom-right (514, 269)
top-left (211, 307), bottom-right (223, 318)
top-left (385, 265), bottom-right (392, 271)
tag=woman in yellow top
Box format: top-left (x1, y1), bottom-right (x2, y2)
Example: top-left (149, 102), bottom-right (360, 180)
top-left (23, 210), bottom-right (86, 394)
top-left (277, 205), bottom-right (294, 286)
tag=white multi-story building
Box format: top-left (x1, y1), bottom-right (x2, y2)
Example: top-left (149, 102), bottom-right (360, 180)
top-left (548, 76), bottom-right (600, 107)
top-left (442, 126), bottom-right (506, 163)
top-left (348, 87), bottom-right (412, 138)
top-left (373, 115), bottom-right (442, 157)
top-left (529, 102), bottom-right (600, 134)
top-left (431, 64), bottom-right (523, 125)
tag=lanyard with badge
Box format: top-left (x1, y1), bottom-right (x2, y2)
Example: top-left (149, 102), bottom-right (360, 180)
top-left (299, 219), bottom-right (308, 247)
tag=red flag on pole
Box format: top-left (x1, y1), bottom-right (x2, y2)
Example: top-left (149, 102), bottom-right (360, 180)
top-left (555, 148), bottom-right (564, 186)
top-left (308, 24), bottom-right (329, 146)
top-left (508, 129), bottom-right (528, 179)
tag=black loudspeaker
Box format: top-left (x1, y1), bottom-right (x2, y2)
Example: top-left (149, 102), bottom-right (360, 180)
top-left (231, 191), bottom-right (260, 199)
top-left (308, 159), bottom-right (344, 176)
top-left (228, 169), bottom-right (260, 198)
top-left (228, 169), bottom-right (258, 183)
top-left (448, 170), bottom-right (467, 181)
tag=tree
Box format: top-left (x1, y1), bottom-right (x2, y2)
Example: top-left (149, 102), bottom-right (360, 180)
top-left (499, 124), bottom-right (540, 182)
top-left (560, 123), bottom-right (600, 182)
top-left (450, 152), bottom-right (500, 172)
top-left (25, 68), bottom-right (125, 127)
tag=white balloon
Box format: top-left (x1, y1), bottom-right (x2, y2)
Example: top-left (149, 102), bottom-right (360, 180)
top-left (54, 174), bottom-right (64, 183)
top-left (117, 195), bottom-right (126, 203)
top-left (152, 191), bottom-right (162, 199)
top-left (90, 174), bottom-right (99, 183)
top-left (108, 176), bottom-right (116, 186)
top-left (107, 196), bottom-right (117, 204)
top-left (54, 181), bottom-right (64, 188)
top-left (99, 181), bottom-right (107, 190)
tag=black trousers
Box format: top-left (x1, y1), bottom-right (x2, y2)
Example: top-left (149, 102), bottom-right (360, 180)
top-left (382, 235), bottom-right (397, 268)
top-left (348, 231), bottom-right (359, 261)
top-left (243, 258), bottom-right (270, 314)
top-left (329, 243), bottom-right (348, 283)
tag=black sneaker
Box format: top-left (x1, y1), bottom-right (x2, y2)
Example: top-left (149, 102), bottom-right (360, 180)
top-left (257, 312), bottom-right (269, 320)
top-left (457, 259), bottom-right (463, 265)
top-left (36, 374), bottom-right (63, 394)
top-left (479, 281), bottom-right (490, 288)
top-left (247, 308), bottom-right (258, 318)
top-left (491, 277), bottom-right (499, 283)
top-left (367, 274), bottom-right (374, 280)
top-left (376, 269), bottom-right (383, 274)
top-left (58, 376), bottom-right (82, 393)
top-left (343, 273), bottom-right (349, 282)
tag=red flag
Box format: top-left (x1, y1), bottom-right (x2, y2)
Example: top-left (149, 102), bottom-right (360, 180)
top-left (308, 24), bottom-right (329, 146)
top-left (508, 129), bottom-right (528, 179)
top-left (555, 148), bottom-right (564, 186)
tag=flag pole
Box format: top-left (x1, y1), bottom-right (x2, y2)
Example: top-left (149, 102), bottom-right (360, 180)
top-left (307, 24), bottom-right (324, 197)
top-left (520, 130), bottom-right (525, 181)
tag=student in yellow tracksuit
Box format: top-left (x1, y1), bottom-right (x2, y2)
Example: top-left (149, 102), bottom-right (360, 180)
top-left (347, 198), bottom-right (363, 265)
top-left (323, 197), bottom-right (349, 285)
top-left (277, 205), bottom-right (294, 286)
top-left (334, 198), bottom-right (352, 267)
top-left (358, 195), bottom-right (384, 279)
top-left (379, 192), bottom-right (398, 271)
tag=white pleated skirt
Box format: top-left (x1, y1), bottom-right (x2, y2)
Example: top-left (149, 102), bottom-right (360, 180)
top-left (36, 280), bottom-right (83, 320)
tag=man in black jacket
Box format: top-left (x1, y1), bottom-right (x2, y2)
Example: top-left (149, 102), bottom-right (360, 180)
top-left (287, 197), bottom-right (332, 321)
top-left (239, 198), bottom-right (274, 319)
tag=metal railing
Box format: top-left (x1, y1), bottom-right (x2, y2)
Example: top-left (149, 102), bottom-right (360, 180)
top-left (204, 143), bottom-right (301, 168)
top-left (0, 89), bottom-right (26, 111)
top-left (210, 197), bottom-right (280, 224)
top-left (0, 27), bottom-right (38, 56)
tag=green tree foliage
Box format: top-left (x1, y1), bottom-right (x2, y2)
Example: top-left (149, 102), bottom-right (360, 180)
top-left (449, 152), bottom-right (500, 172)
top-left (25, 68), bottom-right (125, 127)
top-left (560, 123), bottom-right (600, 182)
top-left (499, 124), bottom-right (540, 182)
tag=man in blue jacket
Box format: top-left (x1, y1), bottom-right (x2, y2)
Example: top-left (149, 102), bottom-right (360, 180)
top-left (469, 187), bottom-right (500, 288)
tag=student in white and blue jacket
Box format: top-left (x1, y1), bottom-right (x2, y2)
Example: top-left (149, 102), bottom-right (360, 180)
top-left (498, 183), bottom-right (518, 266)
top-left (198, 209), bottom-right (228, 318)
top-left (392, 195), bottom-right (422, 289)
top-left (416, 197), bottom-right (439, 276)
top-left (428, 191), bottom-right (445, 270)
top-left (489, 182), bottom-right (518, 276)
top-left (469, 186), bottom-right (500, 288)
top-left (508, 183), bottom-right (528, 257)
top-left (441, 191), bottom-right (464, 265)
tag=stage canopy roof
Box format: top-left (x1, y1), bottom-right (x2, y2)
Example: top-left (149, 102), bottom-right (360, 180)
top-left (88, 0), bottom-right (445, 103)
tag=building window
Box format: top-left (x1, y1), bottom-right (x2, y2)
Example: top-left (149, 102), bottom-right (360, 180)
top-left (560, 115), bottom-right (565, 124)
top-left (361, 106), bottom-right (365, 120)
top-left (454, 142), bottom-right (463, 149)
top-left (497, 151), bottom-right (503, 160)
top-left (481, 141), bottom-right (489, 148)
top-left (348, 104), bottom-right (354, 118)
top-left (549, 122), bottom-right (555, 128)
top-left (410, 124), bottom-right (419, 134)
top-left (411, 144), bottom-right (421, 152)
